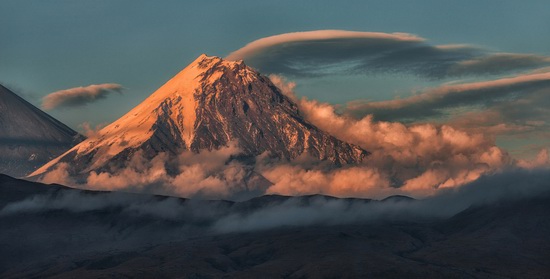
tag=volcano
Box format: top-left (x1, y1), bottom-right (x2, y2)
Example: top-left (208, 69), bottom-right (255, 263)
top-left (0, 84), bottom-right (82, 177)
top-left (31, 55), bottom-right (367, 180)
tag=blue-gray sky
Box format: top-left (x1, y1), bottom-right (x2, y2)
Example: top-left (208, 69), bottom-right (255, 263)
top-left (1, 0), bottom-right (550, 158)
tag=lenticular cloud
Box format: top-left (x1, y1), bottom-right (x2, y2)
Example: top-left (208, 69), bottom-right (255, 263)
top-left (227, 30), bottom-right (550, 79)
top-left (42, 83), bottom-right (124, 110)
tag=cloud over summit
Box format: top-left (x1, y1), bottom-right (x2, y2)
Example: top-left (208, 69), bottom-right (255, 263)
top-left (227, 30), bottom-right (550, 79)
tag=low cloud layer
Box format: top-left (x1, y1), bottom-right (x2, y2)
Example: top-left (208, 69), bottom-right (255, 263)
top-left (227, 30), bottom-right (550, 79)
top-left (41, 144), bottom-right (268, 201)
top-left (215, 168), bottom-right (550, 233)
top-left (42, 83), bottom-right (124, 110)
top-left (6, 168), bottom-right (550, 234)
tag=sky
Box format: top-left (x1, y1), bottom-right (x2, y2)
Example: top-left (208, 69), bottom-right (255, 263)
top-left (1, 0), bottom-right (550, 160)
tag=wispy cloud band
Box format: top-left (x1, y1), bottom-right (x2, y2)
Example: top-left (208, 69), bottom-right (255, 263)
top-left (42, 83), bottom-right (124, 110)
top-left (347, 71), bottom-right (550, 121)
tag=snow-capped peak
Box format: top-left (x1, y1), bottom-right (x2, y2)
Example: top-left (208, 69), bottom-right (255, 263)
top-left (31, 54), bottom-right (368, 178)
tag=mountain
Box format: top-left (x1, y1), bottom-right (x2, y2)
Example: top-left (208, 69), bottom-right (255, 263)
top-left (31, 54), bottom-right (368, 180)
top-left (0, 84), bottom-right (82, 177)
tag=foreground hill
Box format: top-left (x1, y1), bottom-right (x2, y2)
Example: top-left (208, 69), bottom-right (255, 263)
top-left (1, 174), bottom-right (549, 278)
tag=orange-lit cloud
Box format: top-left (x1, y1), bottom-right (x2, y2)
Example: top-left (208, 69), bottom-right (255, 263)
top-left (42, 83), bottom-right (124, 110)
top-left (268, 76), bottom-right (512, 197)
top-left (517, 149), bottom-right (550, 169)
top-left (65, 143), bottom-right (267, 200)
top-left (40, 162), bottom-right (75, 186)
top-left (78, 122), bottom-right (107, 138)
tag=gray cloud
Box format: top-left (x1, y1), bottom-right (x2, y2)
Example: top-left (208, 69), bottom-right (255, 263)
top-left (448, 53), bottom-right (550, 77)
top-left (346, 71), bottom-right (550, 123)
top-left (227, 30), bottom-right (550, 79)
top-left (42, 83), bottom-right (124, 110)
top-left (0, 190), bottom-right (230, 223)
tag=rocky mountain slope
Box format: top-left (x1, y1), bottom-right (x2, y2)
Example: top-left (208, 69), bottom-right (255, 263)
top-left (31, 55), bottom-right (368, 180)
top-left (0, 84), bottom-right (82, 177)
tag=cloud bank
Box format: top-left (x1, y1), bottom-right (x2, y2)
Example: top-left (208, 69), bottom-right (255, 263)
top-left (214, 168), bottom-right (550, 233)
top-left (41, 143), bottom-right (268, 201)
top-left (42, 83), bottom-right (124, 110)
top-left (227, 30), bottom-right (550, 79)
top-left (7, 168), bottom-right (550, 234)
top-left (260, 78), bottom-right (512, 197)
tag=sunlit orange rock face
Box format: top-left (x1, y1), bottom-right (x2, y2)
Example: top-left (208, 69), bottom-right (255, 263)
top-left (32, 55), bottom-right (367, 181)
